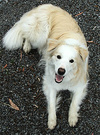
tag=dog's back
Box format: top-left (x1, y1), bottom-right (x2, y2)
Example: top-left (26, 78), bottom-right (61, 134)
top-left (3, 4), bottom-right (87, 53)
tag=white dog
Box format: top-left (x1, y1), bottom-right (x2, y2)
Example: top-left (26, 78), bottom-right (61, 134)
top-left (3, 4), bottom-right (89, 129)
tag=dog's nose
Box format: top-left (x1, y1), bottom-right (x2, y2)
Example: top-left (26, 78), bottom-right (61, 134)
top-left (58, 68), bottom-right (65, 75)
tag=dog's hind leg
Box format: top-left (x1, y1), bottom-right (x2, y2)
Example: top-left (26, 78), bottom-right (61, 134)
top-left (23, 39), bottom-right (31, 53)
top-left (21, 13), bottom-right (49, 53)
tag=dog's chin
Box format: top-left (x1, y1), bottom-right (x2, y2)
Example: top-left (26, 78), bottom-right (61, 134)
top-left (55, 74), bottom-right (64, 83)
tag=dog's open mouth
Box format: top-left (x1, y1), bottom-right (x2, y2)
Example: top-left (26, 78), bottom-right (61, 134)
top-left (55, 74), bottom-right (64, 83)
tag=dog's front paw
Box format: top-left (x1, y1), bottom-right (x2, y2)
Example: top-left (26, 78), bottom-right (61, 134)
top-left (68, 113), bottom-right (78, 127)
top-left (48, 115), bottom-right (56, 130)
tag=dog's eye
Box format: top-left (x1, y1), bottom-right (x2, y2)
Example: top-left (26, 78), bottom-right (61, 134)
top-left (57, 55), bottom-right (61, 59)
top-left (69, 59), bottom-right (74, 63)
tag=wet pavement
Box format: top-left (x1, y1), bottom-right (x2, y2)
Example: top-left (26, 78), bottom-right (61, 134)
top-left (0, 0), bottom-right (99, 134)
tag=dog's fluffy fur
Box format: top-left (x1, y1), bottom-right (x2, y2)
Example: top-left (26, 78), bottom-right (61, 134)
top-left (3, 4), bottom-right (89, 129)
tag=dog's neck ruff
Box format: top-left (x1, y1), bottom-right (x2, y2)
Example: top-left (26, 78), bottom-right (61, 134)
top-left (65, 39), bottom-right (87, 49)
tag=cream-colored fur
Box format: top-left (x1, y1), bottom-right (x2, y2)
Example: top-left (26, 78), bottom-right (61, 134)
top-left (3, 4), bottom-right (89, 130)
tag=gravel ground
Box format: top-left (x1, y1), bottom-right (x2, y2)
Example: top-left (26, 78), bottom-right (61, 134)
top-left (0, 0), bottom-right (99, 135)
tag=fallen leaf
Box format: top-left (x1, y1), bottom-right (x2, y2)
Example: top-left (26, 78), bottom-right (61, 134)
top-left (9, 99), bottom-right (19, 111)
top-left (75, 12), bottom-right (83, 17)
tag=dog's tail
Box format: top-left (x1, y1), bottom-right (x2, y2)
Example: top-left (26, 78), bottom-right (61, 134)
top-left (3, 22), bottom-right (23, 50)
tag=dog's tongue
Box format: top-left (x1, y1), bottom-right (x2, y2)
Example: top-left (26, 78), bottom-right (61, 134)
top-left (55, 74), bottom-right (63, 83)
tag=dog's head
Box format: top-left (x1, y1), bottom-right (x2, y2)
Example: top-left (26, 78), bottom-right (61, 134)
top-left (47, 39), bottom-right (88, 83)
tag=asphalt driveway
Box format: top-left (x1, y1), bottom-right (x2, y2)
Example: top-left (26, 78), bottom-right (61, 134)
top-left (0, 0), bottom-right (99, 134)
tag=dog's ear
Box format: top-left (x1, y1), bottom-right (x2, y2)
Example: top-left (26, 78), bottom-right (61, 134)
top-left (75, 46), bottom-right (88, 61)
top-left (79, 47), bottom-right (88, 61)
top-left (47, 39), bottom-right (59, 52)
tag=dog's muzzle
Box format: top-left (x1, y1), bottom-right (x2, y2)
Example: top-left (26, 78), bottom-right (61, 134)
top-left (55, 68), bottom-right (65, 83)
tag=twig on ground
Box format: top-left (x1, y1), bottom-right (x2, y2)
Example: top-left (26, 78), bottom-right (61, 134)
top-left (87, 41), bottom-right (94, 43)
top-left (0, 101), bottom-right (12, 108)
top-left (33, 104), bottom-right (38, 108)
top-left (20, 50), bottom-right (23, 61)
top-left (75, 12), bottom-right (83, 17)
top-left (3, 64), bottom-right (7, 69)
